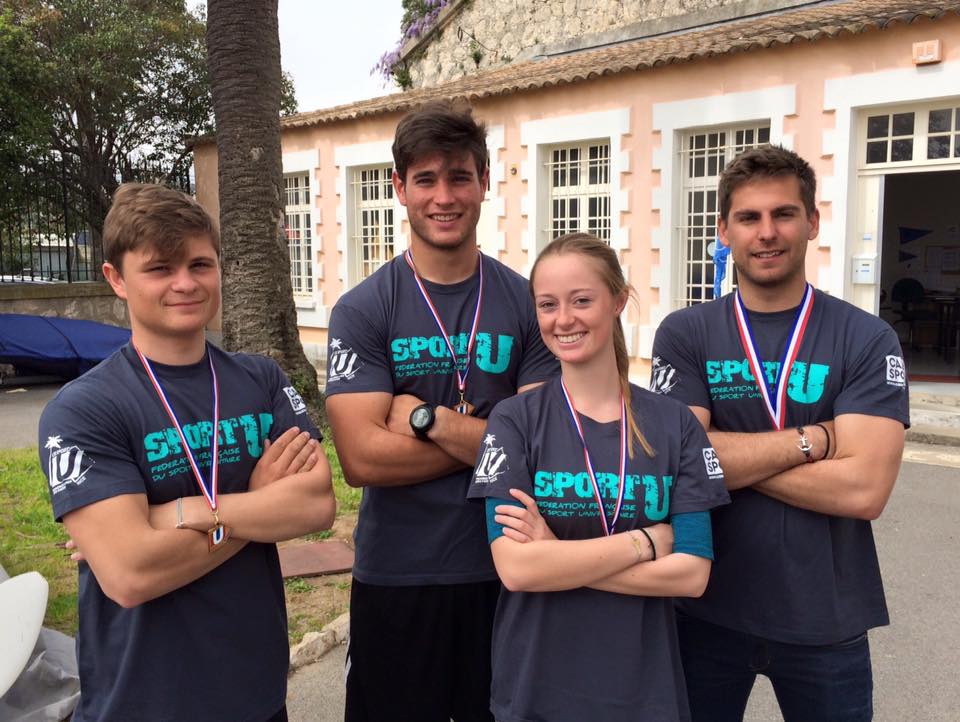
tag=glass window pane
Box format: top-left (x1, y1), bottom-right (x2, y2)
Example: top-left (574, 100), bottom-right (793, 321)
top-left (758, 127), bottom-right (770, 144)
top-left (867, 115), bottom-right (888, 138)
top-left (928, 135), bottom-right (950, 159)
top-left (866, 141), bottom-right (887, 164)
top-left (955, 135), bottom-right (960, 158)
top-left (955, 110), bottom-right (960, 131)
top-left (891, 138), bottom-right (913, 162)
top-left (929, 108), bottom-right (952, 133)
top-left (892, 112), bottom-right (914, 137)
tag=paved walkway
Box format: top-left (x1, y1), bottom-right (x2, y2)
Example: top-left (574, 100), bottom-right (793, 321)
top-left (287, 445), bottom-right (960, 722)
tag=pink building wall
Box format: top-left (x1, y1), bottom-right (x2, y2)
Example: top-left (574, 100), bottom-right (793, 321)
top-left (193, 14), bottom-right (960, 377)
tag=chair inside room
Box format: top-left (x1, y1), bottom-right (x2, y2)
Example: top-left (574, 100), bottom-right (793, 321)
top-left (890, 277), bottom-right (937, 349)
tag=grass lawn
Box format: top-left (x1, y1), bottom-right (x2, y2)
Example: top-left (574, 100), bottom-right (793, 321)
top-left (0, 439), bottom-right (358, 640)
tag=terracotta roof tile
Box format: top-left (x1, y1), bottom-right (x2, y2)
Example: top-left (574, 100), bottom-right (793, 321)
top-left (280, 0), bottom-right (959, 130)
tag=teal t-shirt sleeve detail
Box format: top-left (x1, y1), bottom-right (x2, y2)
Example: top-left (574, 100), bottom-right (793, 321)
top-left (486, 497), bottom-right (524, 543)
top-left (671, 510), bottom-right (714, 560)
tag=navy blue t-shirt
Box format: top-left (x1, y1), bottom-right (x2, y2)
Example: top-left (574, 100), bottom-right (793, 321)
top-left (468, 378), bottom-right (729, 722)
top-left (38, 343), bottom-right (319, 722)
top-left (325, 252), bottom-right (558, 585)
top-left (651, 289), bottom-right (910, 644)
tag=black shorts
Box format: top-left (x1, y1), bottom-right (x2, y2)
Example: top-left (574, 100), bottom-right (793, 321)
top-left (344, 578), bottom-right (500, 722)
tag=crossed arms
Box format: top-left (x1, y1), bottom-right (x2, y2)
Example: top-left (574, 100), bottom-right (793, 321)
top-left (690, 407), bottom-right (905, 520)
top-left (63, 427), bottom-right (335, 608)
top-left (326, 386), bottom-right (541, 488)
top-left (489, 490), bottom-right (710, 598)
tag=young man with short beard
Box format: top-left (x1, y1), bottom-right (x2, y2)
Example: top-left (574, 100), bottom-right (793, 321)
top-left (651, 146), bottom-right (909, 722)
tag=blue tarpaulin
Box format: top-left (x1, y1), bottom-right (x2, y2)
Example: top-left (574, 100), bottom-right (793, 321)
top-left (0, 314), bottom-right (130, 380)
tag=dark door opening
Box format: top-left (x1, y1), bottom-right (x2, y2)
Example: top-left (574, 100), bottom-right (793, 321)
top-left (878, 169), bottom-right (960, 382)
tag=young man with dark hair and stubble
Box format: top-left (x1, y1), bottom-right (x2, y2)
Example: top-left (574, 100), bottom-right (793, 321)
top-left (325, 102), bottom-right (558, 722)
top-left (650, 146), bottom-right (909, 722)
top-left (38, 183), bottom-right (336, 722)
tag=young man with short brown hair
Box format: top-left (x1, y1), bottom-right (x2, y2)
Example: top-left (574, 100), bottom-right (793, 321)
top-left (326, 102), bottom-right (558, 721)
top-left (652, 146), bottom-right (908, 721)
top-left (39, 183), bottom-right (335, 722)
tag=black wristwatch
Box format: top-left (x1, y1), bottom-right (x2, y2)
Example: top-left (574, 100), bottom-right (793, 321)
top-left (409, 403), bottom-right (436, 440)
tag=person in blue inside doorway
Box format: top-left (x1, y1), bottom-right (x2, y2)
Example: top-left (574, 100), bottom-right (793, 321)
top-left (468, 232), bottom-right (729, 722)
top-left (651, 145), bottom-right (910, 722)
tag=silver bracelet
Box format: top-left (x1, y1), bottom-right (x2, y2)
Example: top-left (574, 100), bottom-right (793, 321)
top-left (175, 497), bottom-right (187, 529)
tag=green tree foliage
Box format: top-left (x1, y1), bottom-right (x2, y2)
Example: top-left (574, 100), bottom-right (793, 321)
top-left (1, 0), bottom-right (298, 233)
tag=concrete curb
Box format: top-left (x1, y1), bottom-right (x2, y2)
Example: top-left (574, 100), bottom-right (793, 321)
top-left (289, 612), bottom-right (349, 673)
top-left (906, 425), bottom-right (960, 448)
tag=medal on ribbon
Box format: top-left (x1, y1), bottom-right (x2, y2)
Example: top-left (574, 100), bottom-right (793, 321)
top-left (559, 379), bottom-right (628, 536)
top-left (733, 283), bottom-right (814, 430)
top-left (134, 344), bottom-right (228, 551)
top-left (405, 249), bottom-right (484, 414)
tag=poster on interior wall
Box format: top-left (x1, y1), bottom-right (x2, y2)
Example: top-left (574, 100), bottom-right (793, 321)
top-left (943, 247), bottom-right (960, 274)
top-left (899, 226), bottom-right (932, 245)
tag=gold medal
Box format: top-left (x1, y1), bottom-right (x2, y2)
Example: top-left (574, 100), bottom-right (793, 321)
top-left (207, 523), bottom-right (229, 551)
top-left (453, 392), bottom-right (474, 415)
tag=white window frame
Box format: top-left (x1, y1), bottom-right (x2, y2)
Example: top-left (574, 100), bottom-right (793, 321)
top-left (335, 141), bottom-right (403, 293)
top-left (822, 61), bottom-right (960, 302)
top-left (520, 109), bottom-right (630, 272)
top-left (281, 149), bottom-right (324, 327)
top-left (858, 100), bottom-right (960, 170)
top-left (349, 164), bottom-right (396, 285)
top-left (544, 140), bottom-right (612, 242)
top-left (648, 85), bottom-right (795, 359)
top-left (677, 123), bottom-right (771, 306)
top-left (284, 172), bottom-right (313, 296)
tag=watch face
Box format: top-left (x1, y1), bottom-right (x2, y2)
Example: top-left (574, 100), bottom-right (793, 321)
top-left (411, 407), bottom-right (431, 429)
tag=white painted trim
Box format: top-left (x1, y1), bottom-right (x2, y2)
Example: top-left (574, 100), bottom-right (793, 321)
top-left (519, 108), bottom-right (631, 275)
top-left (645, 85), bottom-right (795, 359)
top-left (480, 125), bottom-right (507, 257)
top-left (822, 62), bottom-right (960, 301)
top-left (281, 150), bottom-right (326, 327)
top-left (334, 140), bottom-right (402, 296)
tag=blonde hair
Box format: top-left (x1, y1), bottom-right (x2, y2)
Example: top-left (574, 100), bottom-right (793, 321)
top-left (530, 232), bottom-right (655, 458)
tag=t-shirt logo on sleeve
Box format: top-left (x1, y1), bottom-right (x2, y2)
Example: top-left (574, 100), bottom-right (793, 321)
top-left (885, 355), bottom-right (906, 387)
top-left (475, 434), bottom-right (509, 484)
top-left (650, 356), bottom-right (678, 395)
top-left (283, 386), bottom-right (307, 414)
top-left (702, 447), bottom-right (724, 480)
top-left (328, 338), bottom-right (363, 382)
top-left (45, 435), bottom-right (94, 494)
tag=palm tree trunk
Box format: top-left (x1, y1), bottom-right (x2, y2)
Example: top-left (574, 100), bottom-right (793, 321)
top-left (206, 0), bottom-right (323, 424)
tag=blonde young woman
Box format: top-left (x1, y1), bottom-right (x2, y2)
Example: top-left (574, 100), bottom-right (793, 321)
top-left (468, 233), bottom-right (729, 722)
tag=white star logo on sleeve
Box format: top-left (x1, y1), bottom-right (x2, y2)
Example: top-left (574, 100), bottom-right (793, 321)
top-left (45, 435), bottom-right (63, 450)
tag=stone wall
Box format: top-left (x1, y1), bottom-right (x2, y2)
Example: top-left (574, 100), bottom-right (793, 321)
top-left (403, 0), bottom-right (805, 88)
top-left (0, 283), bottom-right (129, 326)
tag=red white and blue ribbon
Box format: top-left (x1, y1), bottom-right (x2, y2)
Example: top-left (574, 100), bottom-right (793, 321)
top-left (404, 249), bottom-right (484, 406)
top-left (733, 283), bottom-right (814, 430)
top-left (559, 378), bottom-right (628, 537)
top-left (134, 344), bottom-right (220, 512)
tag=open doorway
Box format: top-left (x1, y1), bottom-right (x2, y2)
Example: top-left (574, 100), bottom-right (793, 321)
top-left (879, 170), bottom-right (960, 381)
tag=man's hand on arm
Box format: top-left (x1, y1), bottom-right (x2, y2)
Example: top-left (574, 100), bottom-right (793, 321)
top-left (63, 494), bottom-right (248, 609)
top-left (690, 406), bottom-right (834, 490)
top-left (386, 394), bottom-right (487, 466)
top-left (155, 426), bottom-right (335, 543)
top-left (753, 414), bottom-right (904, 520)
top-left (327, 392), bottom-right (467, 487)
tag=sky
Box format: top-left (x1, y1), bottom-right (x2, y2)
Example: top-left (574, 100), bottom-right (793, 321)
top-left (277, 0), bottom-right (404, 113)
top-left (193, 0), bottom-right (404, 113)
